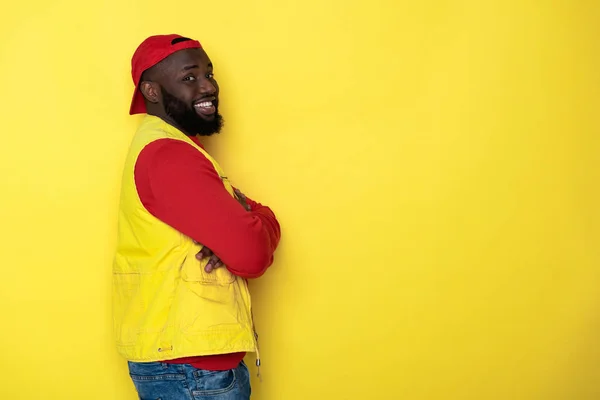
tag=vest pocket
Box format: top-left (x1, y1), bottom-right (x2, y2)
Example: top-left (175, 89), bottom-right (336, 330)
top-left (113, 272), bottom-right (143, 345)
top-left (177, 244), bottom-right (243, 334)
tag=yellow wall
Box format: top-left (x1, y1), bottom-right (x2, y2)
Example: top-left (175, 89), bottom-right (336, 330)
top-left (1, 1), bottom-right (599, 399)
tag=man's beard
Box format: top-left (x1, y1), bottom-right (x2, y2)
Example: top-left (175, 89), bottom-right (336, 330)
top-left (161, 86), bottom-right (223, 136)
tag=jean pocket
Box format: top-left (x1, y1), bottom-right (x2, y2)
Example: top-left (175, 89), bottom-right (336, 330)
top-left (128, 362), bottom-right (185, 381)
top-left (192, 368), bottom-right (237, 397)
top-left (128, 362), bottom-right (188, 400)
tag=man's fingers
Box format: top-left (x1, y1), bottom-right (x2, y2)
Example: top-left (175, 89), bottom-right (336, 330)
top-left (196, 246), bottom-right (213, 260)
top-left (205, 254), bottom-right (222, 273)
top-left (194, 243), bottom-right (223, 273)
top-left (234, 189), bottom-right (251, 211)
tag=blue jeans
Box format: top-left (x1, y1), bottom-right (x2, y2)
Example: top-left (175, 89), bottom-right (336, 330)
top-left (128, 360), bottom-right (251, 400)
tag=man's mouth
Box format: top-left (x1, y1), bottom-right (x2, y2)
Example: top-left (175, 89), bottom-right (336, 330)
top-left (193, 97), bottom-right (217, 116)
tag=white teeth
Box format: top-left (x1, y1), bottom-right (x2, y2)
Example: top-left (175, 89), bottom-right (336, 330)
top-left (195, 101), bottom-right (213, 108)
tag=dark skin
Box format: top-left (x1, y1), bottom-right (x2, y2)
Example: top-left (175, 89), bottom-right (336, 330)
top-left (140, 48), bottom-right (219, 133)
top-left (140, 48), bottom-right (250, 273)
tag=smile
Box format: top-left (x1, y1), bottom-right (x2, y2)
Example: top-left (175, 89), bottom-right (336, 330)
top-left (193, 98), bottom-right (216, 116)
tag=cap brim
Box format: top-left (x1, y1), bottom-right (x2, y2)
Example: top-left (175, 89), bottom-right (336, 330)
top-left (129, 86), bottom-right (146, 115)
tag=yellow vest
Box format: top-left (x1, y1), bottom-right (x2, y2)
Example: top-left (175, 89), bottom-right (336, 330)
top-left (113, 115), bottom-right (256, 362)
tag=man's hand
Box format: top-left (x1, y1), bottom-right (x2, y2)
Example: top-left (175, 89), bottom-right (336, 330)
top-left (194, 241), bottom-right (223, 273)
top-left (234, 188), bottom-right (251, 211)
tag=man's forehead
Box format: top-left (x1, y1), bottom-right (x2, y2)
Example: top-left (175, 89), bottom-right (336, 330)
top-left (163, 48), bottom-right (211, 71)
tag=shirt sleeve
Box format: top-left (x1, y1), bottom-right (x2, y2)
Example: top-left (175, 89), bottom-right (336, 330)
top-left (134, 138), bottom-right (281, 279)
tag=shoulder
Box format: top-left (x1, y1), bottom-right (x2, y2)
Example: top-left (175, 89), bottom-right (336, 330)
top-left (137, 138), bottom-right (215, 175)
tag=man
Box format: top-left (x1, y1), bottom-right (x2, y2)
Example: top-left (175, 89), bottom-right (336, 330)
top-left (113, 34), bottom-right (281, 400)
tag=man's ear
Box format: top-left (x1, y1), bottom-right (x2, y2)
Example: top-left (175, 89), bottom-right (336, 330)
top-left (140, 81), bottom-right (160, 104)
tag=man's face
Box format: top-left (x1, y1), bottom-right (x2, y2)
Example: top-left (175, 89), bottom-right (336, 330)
top-left (144, 48), bottom-right (223, 136)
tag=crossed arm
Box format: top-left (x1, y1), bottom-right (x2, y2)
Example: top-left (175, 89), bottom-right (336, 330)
top-left (135, 138), bottom-right (281, 279)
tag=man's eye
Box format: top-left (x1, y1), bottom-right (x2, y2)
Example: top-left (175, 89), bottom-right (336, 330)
top-left (206, 73), bottom-right (214, 79)
top-left (183, 76), bottom-right (196, 82)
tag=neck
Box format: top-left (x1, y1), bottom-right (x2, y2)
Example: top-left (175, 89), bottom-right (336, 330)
top-left (146, 108), bottom-right (194, 136)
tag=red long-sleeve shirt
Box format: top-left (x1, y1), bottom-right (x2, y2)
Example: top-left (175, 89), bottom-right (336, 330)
top-left (134, 136), bottom-right (280, 370)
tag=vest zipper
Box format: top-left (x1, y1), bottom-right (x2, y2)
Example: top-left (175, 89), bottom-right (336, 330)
top-left (254, 330), bottom-right (262, 381)
top-left (248, 287), bottom-right (262, 381)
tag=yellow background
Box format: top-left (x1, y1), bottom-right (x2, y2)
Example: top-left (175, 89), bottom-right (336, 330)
top-left (1, 0), bottom-right (598, 399)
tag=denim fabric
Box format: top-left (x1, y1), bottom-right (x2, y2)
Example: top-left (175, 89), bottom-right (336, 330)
top-left (128, 360), bottom-right (251, 400)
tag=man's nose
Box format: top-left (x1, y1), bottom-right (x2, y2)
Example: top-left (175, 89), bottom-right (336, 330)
top-left (199, 77), bottom-right (216, 95)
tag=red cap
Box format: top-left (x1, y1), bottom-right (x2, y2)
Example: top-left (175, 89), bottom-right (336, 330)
top-left (129, 34), bottom-right (202, 115)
